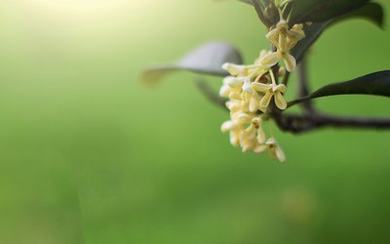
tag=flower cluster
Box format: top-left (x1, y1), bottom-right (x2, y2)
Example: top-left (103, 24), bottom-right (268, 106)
top-left (219, 10), bottom-right (305, 162)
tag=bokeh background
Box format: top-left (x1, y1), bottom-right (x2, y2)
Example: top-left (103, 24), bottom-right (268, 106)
top-left (0, 0), bottom-right (390, 243)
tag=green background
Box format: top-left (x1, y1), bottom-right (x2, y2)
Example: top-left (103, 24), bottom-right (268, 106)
top-left (0, 1), bottom-right (389, 243)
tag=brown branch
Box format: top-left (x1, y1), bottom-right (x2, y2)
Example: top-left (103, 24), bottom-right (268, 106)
top-left (193, 80), bottom-right (390, 134)
top-left (272, 111), bottom-right (390, 134)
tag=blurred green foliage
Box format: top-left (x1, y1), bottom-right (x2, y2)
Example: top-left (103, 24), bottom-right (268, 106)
top-left (0, 1), bottom-right (389, 243)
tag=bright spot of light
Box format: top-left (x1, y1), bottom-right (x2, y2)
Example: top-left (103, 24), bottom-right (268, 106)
top-left (17, 0), bottom-right (154, 22)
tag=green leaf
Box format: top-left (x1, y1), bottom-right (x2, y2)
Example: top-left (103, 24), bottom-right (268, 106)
top-left (290, 0), bottom-right (371, 24)
top-left (292, 2), bottom-right (384, 63)
top-left (237, 0), bottom-right (274, 27)
top-left (239, 0), bottom-right (382, 28)
top-left (141, 42), bottom-right (243, 84)
top-left (288, 71), bottom-right (390, 107)
top-left (292, 22), bottom-right (329, 62)
top-left (332, 2), bottom-right (385, 29)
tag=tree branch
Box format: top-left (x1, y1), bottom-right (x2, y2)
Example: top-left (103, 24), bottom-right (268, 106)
top-left (194, 78), bottom-right (390, 135)
top-left (272, 111), bottom-right (390, 134)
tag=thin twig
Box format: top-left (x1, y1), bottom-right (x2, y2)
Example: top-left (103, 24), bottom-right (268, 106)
top-left (194, 79), bottom-right (227, 109)
top-left (297, 55), bottom-right (315, 113)
top-left (282, 71), bottom-right (290, 85)
top-left (287, 96), bottom-right (311, 108)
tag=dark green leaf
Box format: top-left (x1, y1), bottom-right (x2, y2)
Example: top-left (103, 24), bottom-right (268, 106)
top-left (332, 2), bottom-right (385, 29)
top-left (292, 22), bottom-right (330, 62)
top-left (290, 0), bottom-right (371, 24)
top-left (239, 0), bottom-right (383, 29)
top-left (238, 0), bottom-right (273, 27)
top-left (141, 42), bottom-right (243, 84)
top-left (292, 2), bottom-right (384, 63)
top-left (237, 0), bottom-right (280, 27)
top-left (288, 71), bottom-right (390, 107)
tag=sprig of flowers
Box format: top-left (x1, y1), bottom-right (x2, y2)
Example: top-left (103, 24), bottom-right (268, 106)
top-left (220, 2), bottom-right (305, 162)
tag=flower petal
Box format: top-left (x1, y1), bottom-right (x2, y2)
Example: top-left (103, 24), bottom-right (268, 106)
top-left (283, 53), bottom-right (296, 72)
top-left (226, 100), bottom-right (241, 112)
top-left (249, 96), bottom-right (259, 113)
top-left (259, 92), bottom-right (273, 110)
top-left (252, 82), bottom-right (270, 93)
top-left (275, 84), bottom-right (287, 93)
top-left (274, 145), bottom-right (286, 162)
top-left (224, 76), bottom-right (243, 88)
top-left (275, 92), bottom-right (287, 110)
top-left (221, 121), bottom-right (235, 132)
top-left (235, 113), bottom-right (252, 124)
top-left (219, 84), bottom-right (231, 98)
top-left (222, 63), bottom-right (245, 76)
top-left (256, 128), bottom-right (266, 144)
top-left (242, 80), bottom-right (253, 93)
top-left (288, 24), bottom-right (305, 42)
top-left (259, 52), bottom-right (280, 67)
top-left (265, 28), bottom-right (279, 47)
top-left (254, 144), bottom-right (267, 154)
top-left (230, 130), bottom-right (241, 146)
top-left (278, 34), bottom-right (289, 52)
top-left (229, 91), bottom-right (241, 100)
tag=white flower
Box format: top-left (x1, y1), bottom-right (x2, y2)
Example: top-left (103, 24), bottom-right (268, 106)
top-left (254, 50), bottom-right (279, 69)
top-left (225, 100), bottom-right (242, 113)
top-left (265, 20), bottom-right (305, 72)
top-left (222, 63), bottom-right (249, 77)
top-left (252, 82), bottom-right (287, 111)
top-left (254, 137), bottom-right (286, 162)
top-left (242, 91), bottom-right (262, 113)
top-left (258, 48), bottom-right (296, 72)
top-left (219, 76), bottom-right (243, 99)
top-left (266, 21), bottom-right (305, 51)
top-left (240, 117), bottom-right (266, 152)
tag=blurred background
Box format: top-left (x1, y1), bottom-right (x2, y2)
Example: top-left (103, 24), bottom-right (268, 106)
top-left (0, 0), bottom-right (389, 243)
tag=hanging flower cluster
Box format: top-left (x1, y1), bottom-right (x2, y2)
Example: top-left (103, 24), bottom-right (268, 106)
top-left (220, 7), bottom-right (305, 162)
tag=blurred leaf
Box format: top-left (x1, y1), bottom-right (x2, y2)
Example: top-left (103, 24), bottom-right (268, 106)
top-left (292, 22), bottom-right (330, 62)
top-left (141, 42), bottom-right (243, 84)
top-left (237, 0), bottom-right (290, 27)
top-left (237, 0), bottom-right (274, 27)
top-left (237, 0), bottom-right (253, 5)
top-left (290, 0), bottom-right (371, 24)
top-left (239, 0), bottom-right (380, 28)
top-left (289, 71), bottom-right (390, 106)
top-left (292, 2), bottom-right (384, 63)
top-left (333, 2), bottom-right (385, 29)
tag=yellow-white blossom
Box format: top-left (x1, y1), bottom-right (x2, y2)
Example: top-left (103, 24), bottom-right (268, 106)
top-left (254, 137), bottom-right (286, 162)
top-left (265, 20), bottom-right (305, 72)
top-left (218, 5), bottom-right (305, 162)
top-left (252, 82), bottom-right (287, 111)
top-left (221, 111), bottom-right (255, 146)
top-left (240, 117), bottom-right (266, 152)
